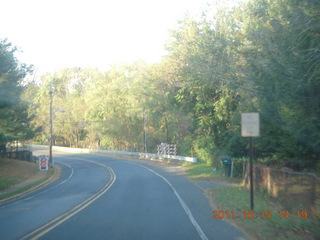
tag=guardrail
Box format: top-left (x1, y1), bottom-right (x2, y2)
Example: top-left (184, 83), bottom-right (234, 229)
top-left (32, 145), bottom-right (197, 163)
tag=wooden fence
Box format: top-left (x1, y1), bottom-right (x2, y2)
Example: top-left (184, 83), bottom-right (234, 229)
top-left (243, 163), bottom-right (320, 210)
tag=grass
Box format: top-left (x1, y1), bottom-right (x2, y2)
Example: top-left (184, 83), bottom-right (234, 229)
top-left (208, 185), bottom-right (320, 240)
top-left (0, 158), bottom-right (56, 201)
top-left (0, 175), bottom-right (16, 190)
top-left (0, 169), bottom-right (55, 200)
top-left (182, 162), bottom-right (242, 183)
top-left (0, 158), bottom-right (38, 190)
top-left (183, 162), bottom-right (320, 240)
top-left (182, 162), bottom-right (214, 179)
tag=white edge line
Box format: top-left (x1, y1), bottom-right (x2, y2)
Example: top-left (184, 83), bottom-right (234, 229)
top-left (128, 162), bottom-right (208, 240)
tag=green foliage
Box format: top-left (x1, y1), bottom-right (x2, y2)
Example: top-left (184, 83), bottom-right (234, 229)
top-left (240, 0), bottom-right (320, 164)
top-left (0, 174), bottom-right (16, 191)
top-left (0, 39), bottom-right (37, 144)
top-left (183, 163), bottom-right (214, 180)
top-left (24, 0), bottom-right (320, 170)
top-left (166, 0), bottom-right (320, 168)
top-left (192, 136), bottom-right (215, 165)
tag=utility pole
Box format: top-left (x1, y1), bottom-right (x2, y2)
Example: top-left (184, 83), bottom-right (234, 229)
top-left (165, 118), bottom-right (169, 144)
top-left (49, 81), bottom-right (53, 167)
top-left (143, 107), bottom-right (147, 153)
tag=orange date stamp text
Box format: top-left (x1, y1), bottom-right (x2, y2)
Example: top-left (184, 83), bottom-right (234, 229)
top-left (212, 210), bottom-right (309, 220)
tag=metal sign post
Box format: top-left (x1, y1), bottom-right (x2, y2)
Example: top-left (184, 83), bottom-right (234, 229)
top-left (49, 81), bottom-right (53, 168)
top-left (241, 113), bottom-right (260, 210)
top-left (249, 136), bottom-right (254, 209)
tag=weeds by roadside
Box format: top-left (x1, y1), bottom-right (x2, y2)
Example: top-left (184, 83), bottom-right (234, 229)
top-left (182, 162), bottom-right (320, 240)
top-left (0, 175), bottom-right (16, 191)
top-left (182, 162), bottom-right (242, 183)
top-left (0, 169), bottom-right (54, 200)
top-left (208, 185), bottom-right (319, 240)
top-left (0, 158), bottom-right (38, 191)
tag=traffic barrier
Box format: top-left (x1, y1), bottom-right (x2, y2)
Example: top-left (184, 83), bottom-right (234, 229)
top-left (38, 155), bottom-right (49, 170)
top-left (157, 143), bottom-right (177, 155)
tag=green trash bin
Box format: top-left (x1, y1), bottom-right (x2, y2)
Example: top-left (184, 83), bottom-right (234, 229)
top-left (220, 156), bottom-right (231, 177)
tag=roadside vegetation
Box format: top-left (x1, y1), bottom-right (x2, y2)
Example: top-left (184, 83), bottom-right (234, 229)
top-left (1, 0), bottom-right (319, 174)
top-left (1, 0), bottom-right (319, 236)
top-left (0, 158), bottom-right (38, 191)
top-left (209, 185), bottom-right (319, 240)
top-left (0, 158), bottom-right (55, 200)
top-left (183, 162), bottom-right (320, 240)
top-left (0, 40), bottom-right (38, 147)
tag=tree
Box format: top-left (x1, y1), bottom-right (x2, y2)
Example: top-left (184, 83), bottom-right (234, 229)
top-left (25, 0), bottom-right (320, 170)
top-left (163, 12), bottom-right (246, 164)
top-left (239, 0), bottom-right (320, 165)
top-left (0, 39), bottom-right (37, 145)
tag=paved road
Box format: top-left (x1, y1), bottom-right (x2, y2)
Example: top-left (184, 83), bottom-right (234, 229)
top-left (0, 153), bottom-right (249, 240)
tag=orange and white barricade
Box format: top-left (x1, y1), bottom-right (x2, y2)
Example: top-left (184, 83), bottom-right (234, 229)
top-left (157, 143), bottom-right (177, 155)
top-left (38, 155), bottom-right (49, 170)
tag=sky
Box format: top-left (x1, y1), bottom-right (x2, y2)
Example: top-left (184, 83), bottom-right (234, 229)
top-left (1, 0), bottom-right (211, 75)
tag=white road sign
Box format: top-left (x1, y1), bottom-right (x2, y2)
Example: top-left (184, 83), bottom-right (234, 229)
top-left (241, 113), bottom-right (260, 137)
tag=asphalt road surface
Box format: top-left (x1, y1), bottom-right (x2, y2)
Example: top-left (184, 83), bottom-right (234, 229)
top-left (0, 152), bottom-right (249, 240)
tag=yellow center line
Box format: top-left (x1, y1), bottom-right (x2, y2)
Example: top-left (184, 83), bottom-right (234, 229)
top-left (20, 158), bottom-right (116, 240)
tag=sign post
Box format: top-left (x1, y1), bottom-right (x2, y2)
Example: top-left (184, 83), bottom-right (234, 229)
top-left (241, 113), bottom-right (260, 210)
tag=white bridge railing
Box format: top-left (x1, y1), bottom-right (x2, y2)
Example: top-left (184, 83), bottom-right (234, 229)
top-left (32, 145), bottom-right (198, 163)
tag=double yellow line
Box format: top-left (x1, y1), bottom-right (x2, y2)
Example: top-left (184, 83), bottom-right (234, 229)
top-left (21, 159), bottom-right (116, 240)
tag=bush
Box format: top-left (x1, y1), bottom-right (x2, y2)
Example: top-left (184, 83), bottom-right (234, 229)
top-left (231, 157), bottom-right (249, 178)
top-left (192, 136), bottom-right (215, 165)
